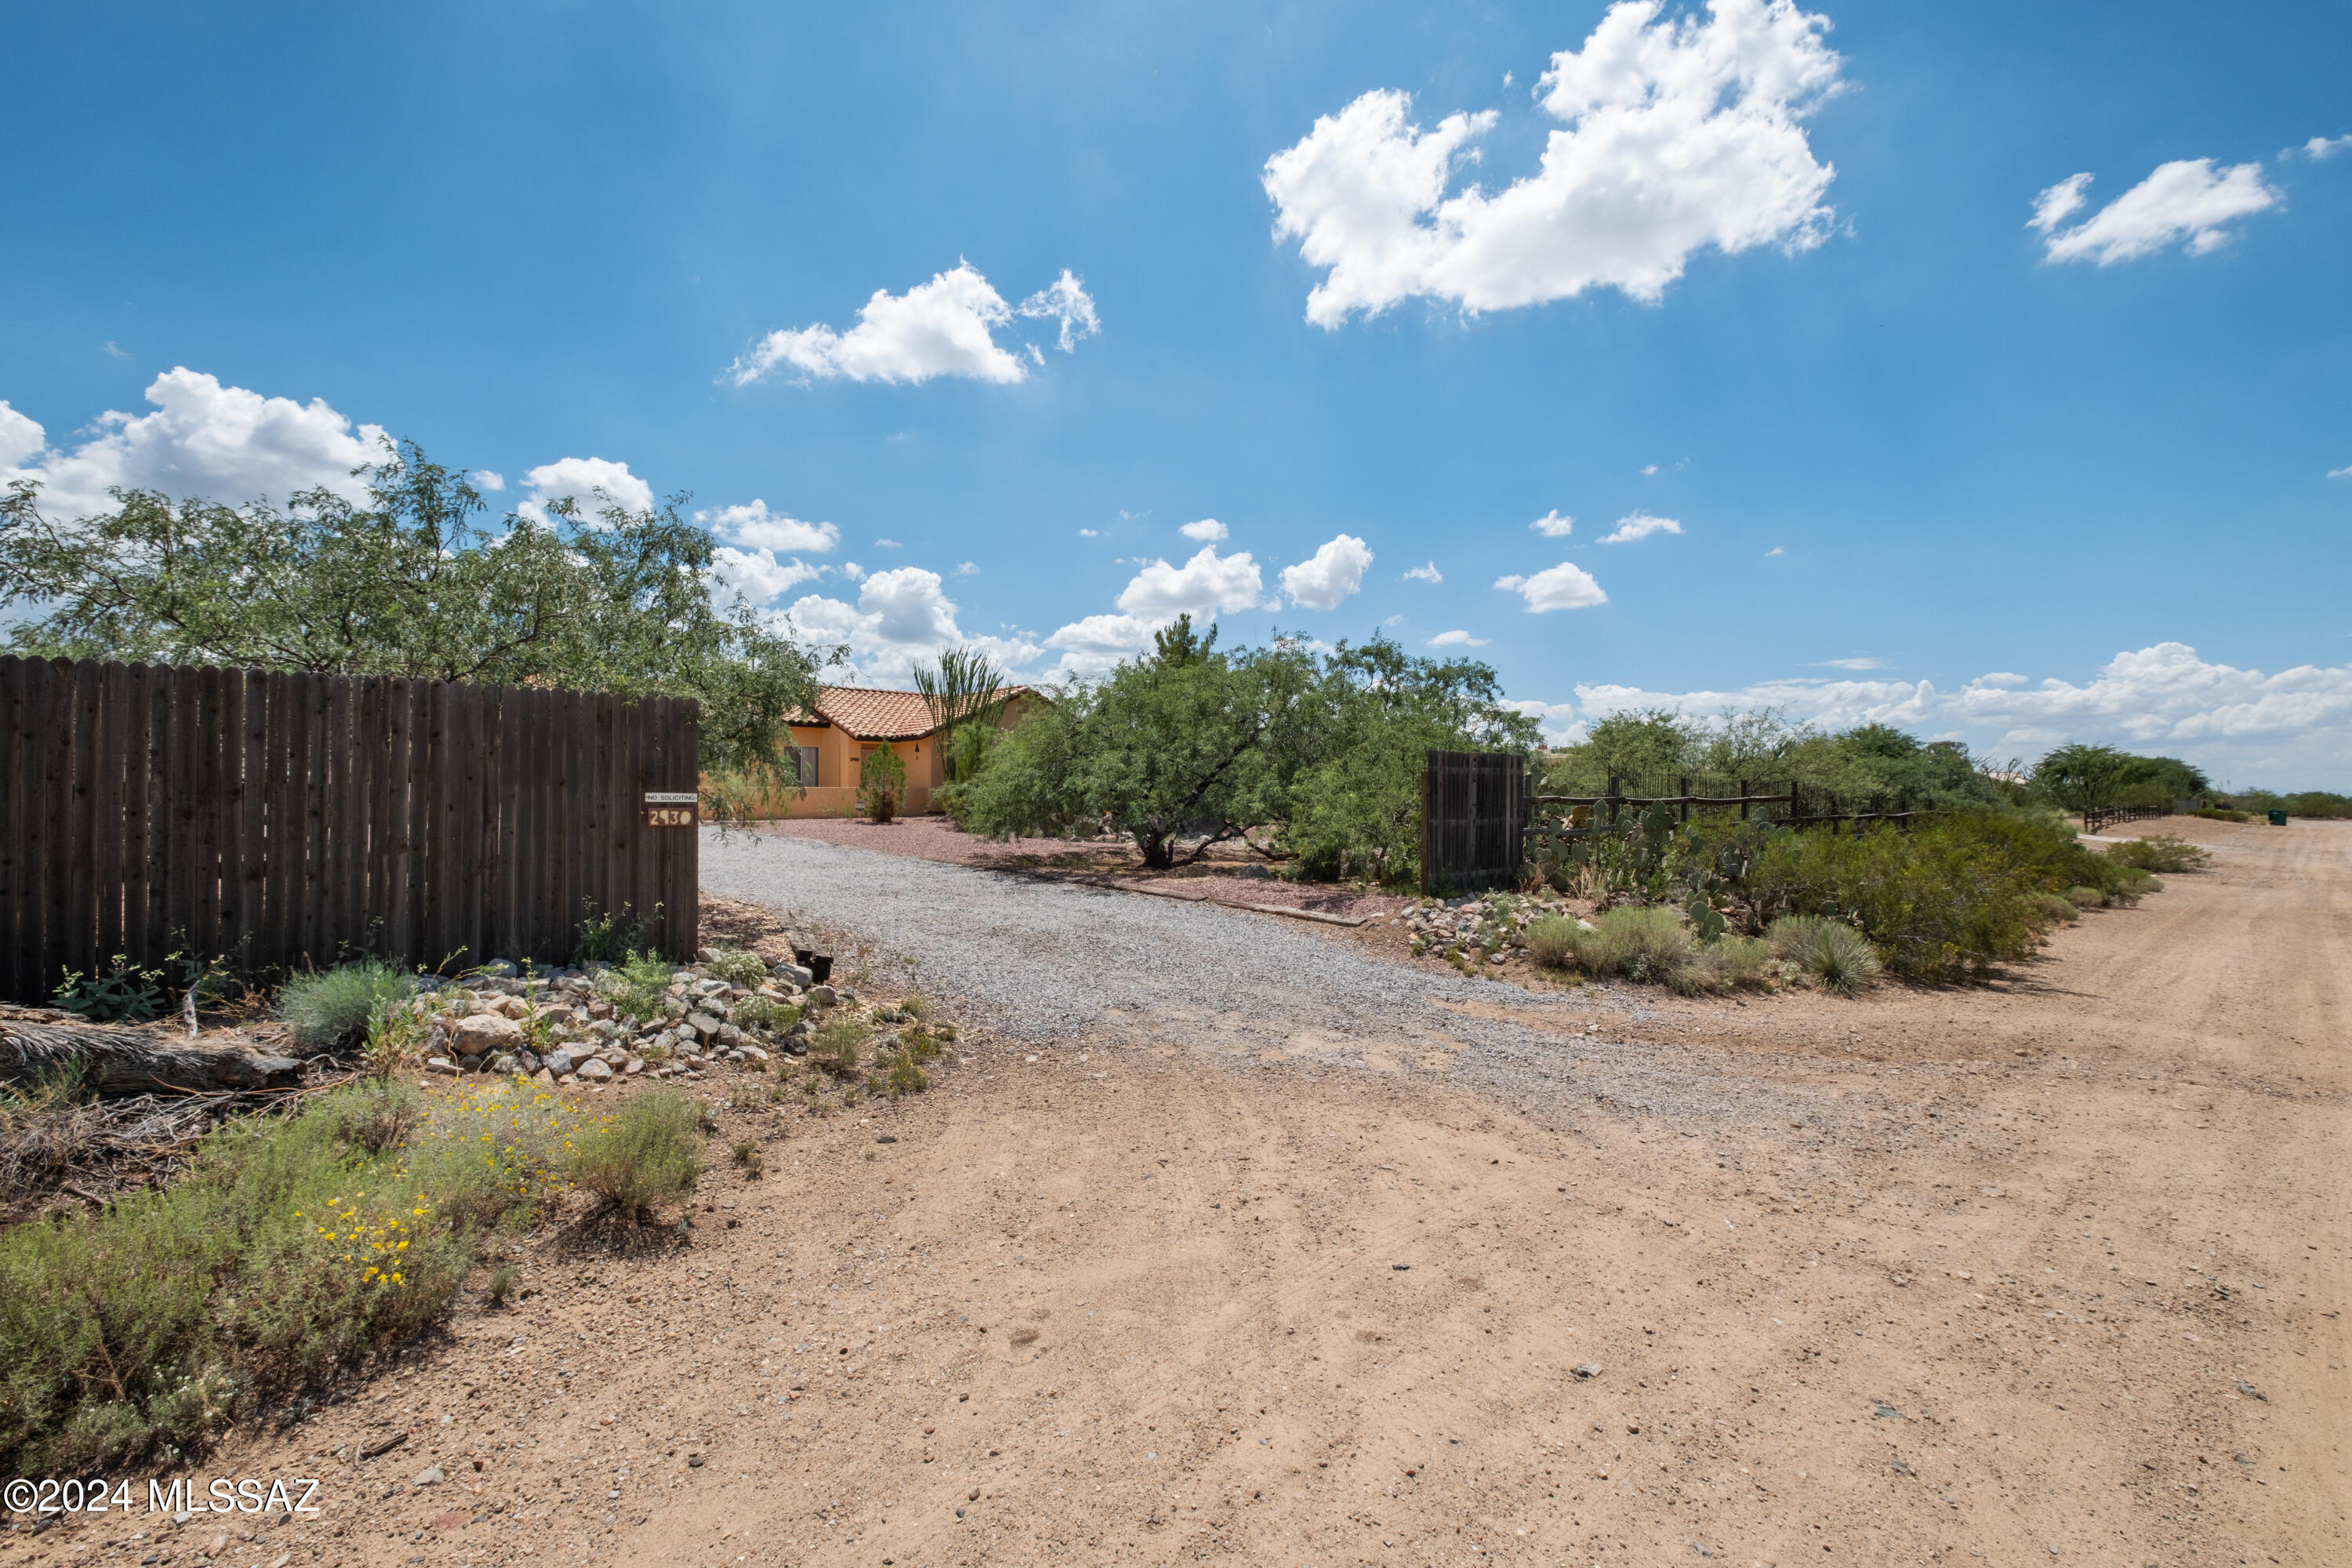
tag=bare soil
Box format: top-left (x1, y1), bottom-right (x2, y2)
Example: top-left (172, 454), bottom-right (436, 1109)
top-left (16, 817), bottom-right (2347, 1567)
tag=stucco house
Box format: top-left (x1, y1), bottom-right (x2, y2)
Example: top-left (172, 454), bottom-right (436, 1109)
top-left (755, 684), bottom-right (1036, 818)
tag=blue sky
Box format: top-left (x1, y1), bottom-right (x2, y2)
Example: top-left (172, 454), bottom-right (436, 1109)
top-left (4, 2), bottom-right (2348, 786)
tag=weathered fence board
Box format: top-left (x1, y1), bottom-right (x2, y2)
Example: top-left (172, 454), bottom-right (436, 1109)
top-left (0, 656), bottom-right (700, 1004)
top-left (1420, 749), bottom-right (1529, 894)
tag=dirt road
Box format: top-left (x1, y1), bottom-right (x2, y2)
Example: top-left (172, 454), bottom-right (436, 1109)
top-left (31, 817), bottom-right (2346, 1568)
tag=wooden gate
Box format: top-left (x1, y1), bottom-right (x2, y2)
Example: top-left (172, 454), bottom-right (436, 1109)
top-left (1419, 749), bottom-right (1528, 895)
top-left (0, 657), bottom-right (700, 1004)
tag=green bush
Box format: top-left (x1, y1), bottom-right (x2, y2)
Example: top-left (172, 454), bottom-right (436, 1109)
top-left (1767, 916), bottom-right (1882, 996)
top-left (2189, 807), bottom-right (2250, 823)
top-left (561, 1086), bottom-right (702, 1219)
top-left (595, 949), bottom-right (677, 1024)
top-left (1525, 916), bottom-right (1588, 971)
top-left (1745, 809), bottom-right (2107, 982)
top-left (2108, 834), bottom-right (2210, 873)
top-left (702, 947), bottom-right (769, 989)
top-left (277, 960), bottom-right (416, 1052)
top-left (811, 1017), bottom-right (870, 1076)
top-left (2031, 892), bottom-right (2081, 924)
top-left (54, 954), bottom-right (169, 1023)
top-left (0, 1077), bottom-right (586, 1474)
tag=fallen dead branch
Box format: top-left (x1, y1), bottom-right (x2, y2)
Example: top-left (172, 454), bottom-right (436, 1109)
top-left (0, 1005), bottom-right (303, 1094)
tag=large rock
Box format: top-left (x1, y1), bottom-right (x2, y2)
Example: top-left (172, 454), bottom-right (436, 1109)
top-left (684, 1012), bottom-right (724, 1041)
top-left (454, 1013), bottom-right (524, 1052)
top-left (576, 1058), bottom-right (614, 1081)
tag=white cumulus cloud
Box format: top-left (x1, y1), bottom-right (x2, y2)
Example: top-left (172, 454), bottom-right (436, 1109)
top-left (1115, 545), bottom-right (1265, 620)
top-left (1496, 561), bottom-right (1609, 612)
top-left (469, 469), bottom-right (506, 492)
top-left (1262, 0), bottom-right (1844, 326)
top-left (1428, 630), bottom-right (1489, 648)
top-left (1279, 534), bottom-right (1374, 610)
top-left (695, 498), bottom-right (840, 554)
top-left (1178, 518), bottom-right (1229, 542)
top-left (1509, 643), bottom-right (2352, 783)
top-left (1017, 270), bottom-right (1102, 353)
top-left (1403, 561), bottom-right (1443, 583)
top-left (783, 566), bottom-right (1039, 683)
top-left (2031, 159), bottom-right (2281, 264)
top-left (1041, 612), bottom-right (1163, 680)
top-left (728, 263), bottom-right (1098, 387)
top-left (2328, 463), bottom-right (2350, 480)
top-left (1529, 510), bottom-right (1574, 537)
top-left (519, 456), bottom-right (656, 525)
top-left (711, 548), bottom-right (826, 605)
top-left (0, 402), bottom-right (45, 470)
top-left (0, 368), bottom-right (387, 520)
top-left (2303, 134), bottom-right (2351, 160)
top-left (1598, 510), bottom-right (1683, 543)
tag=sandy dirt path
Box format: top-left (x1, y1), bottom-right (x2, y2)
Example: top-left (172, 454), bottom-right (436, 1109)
top-left (27, 818), bottom-right (2346, 1568)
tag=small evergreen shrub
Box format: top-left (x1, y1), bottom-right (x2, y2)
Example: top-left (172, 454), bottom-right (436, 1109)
top-left (2067, 885), bottom-right (2108, 909)
top-left (277, 960), bottom-right (416, 1053)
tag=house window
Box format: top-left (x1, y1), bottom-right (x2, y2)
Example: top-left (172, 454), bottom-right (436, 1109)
top-left (789, 745), bottom-right (818, 786)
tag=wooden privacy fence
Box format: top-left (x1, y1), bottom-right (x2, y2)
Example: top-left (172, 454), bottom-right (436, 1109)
top-left (1419, 749), bottom-right (1527, 894)
top-left (0, 656), bottom-right (701, 1006)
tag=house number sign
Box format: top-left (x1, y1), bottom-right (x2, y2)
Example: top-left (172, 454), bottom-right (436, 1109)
top-left (644, 790), bottom-right (697, 827)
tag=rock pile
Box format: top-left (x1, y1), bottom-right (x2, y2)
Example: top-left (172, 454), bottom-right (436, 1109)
top-left (415, 947), bottom-right (847, 1085)
top-left (1399, 895), bottom-right (1588, 964)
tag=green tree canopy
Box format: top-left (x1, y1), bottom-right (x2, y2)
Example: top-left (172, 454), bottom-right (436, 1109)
top-left (0, 441), bottom-right (827, 786)
top-left (956, 630), bottom-right (1537, 880)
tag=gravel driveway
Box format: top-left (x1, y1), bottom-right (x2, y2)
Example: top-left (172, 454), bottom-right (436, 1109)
top-left (700, 828), bottom-right (1829, 1124)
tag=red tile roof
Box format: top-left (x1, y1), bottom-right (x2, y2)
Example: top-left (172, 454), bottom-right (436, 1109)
top-left (792, 684), bottom-right (1029, 741)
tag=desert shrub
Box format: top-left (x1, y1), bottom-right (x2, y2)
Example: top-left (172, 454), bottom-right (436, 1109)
top-left (0, 1076), bottom-right (588, 1475)
top-left (1523, 916), bottom-right (1588, 971)
top-left (1684, 935), bottom-right (1773, 993)
top-left (325, 1078), bottom-right (421, 1156)
top-left (882, 1052), bottom-right (929, 1098)
top-left (1588, 907), bottom-right (1694, 984)
top-left (731, 1138), bottom-right (764, 1178)
top-left (1526, 907), bottom-right (1693, 985)
top-left (561, 1086), bottom-right (702, 1219)
top-left (731, 993), bottom-right (798, 1033)
top-left (278, 960), bottom-right (416, 1053)
top-left (2067, 884), bottom-right (2108, 909)
top-left (703, 948), bottom-right (769, 989)
top-left (811, 1017), bottom-right (870, 1076)
top-left (1746, 809), bottom-right (2104, 982)
top-left (596, 949), bottom-right (677, 1024)
top-left (2031, 892), bottom-right (2080, 924)
top-left (2189, 807), bottom-right (2249, 823)
top-left (1767, 916), bottom-right (1882, 996)
top-left (2107, 834), bottom-right (2210, 873)
top-left (859, 746), bottom-right (908, 823)
top-left (573, 904), bottom-right (653, 964)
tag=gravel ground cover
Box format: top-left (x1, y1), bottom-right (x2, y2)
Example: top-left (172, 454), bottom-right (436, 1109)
top-left (699, 827), bottom-right (1837, 1127)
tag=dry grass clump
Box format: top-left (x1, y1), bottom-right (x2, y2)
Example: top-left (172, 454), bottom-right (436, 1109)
top-left (2107, 834), bottom-right (2210, 873)
top-left (811, 1017), bottom-right (870, 1076)
top-left (561, 1085), bottom-right (702, 1220)
top-left (1526, 908), bottom-right (1782, 996)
